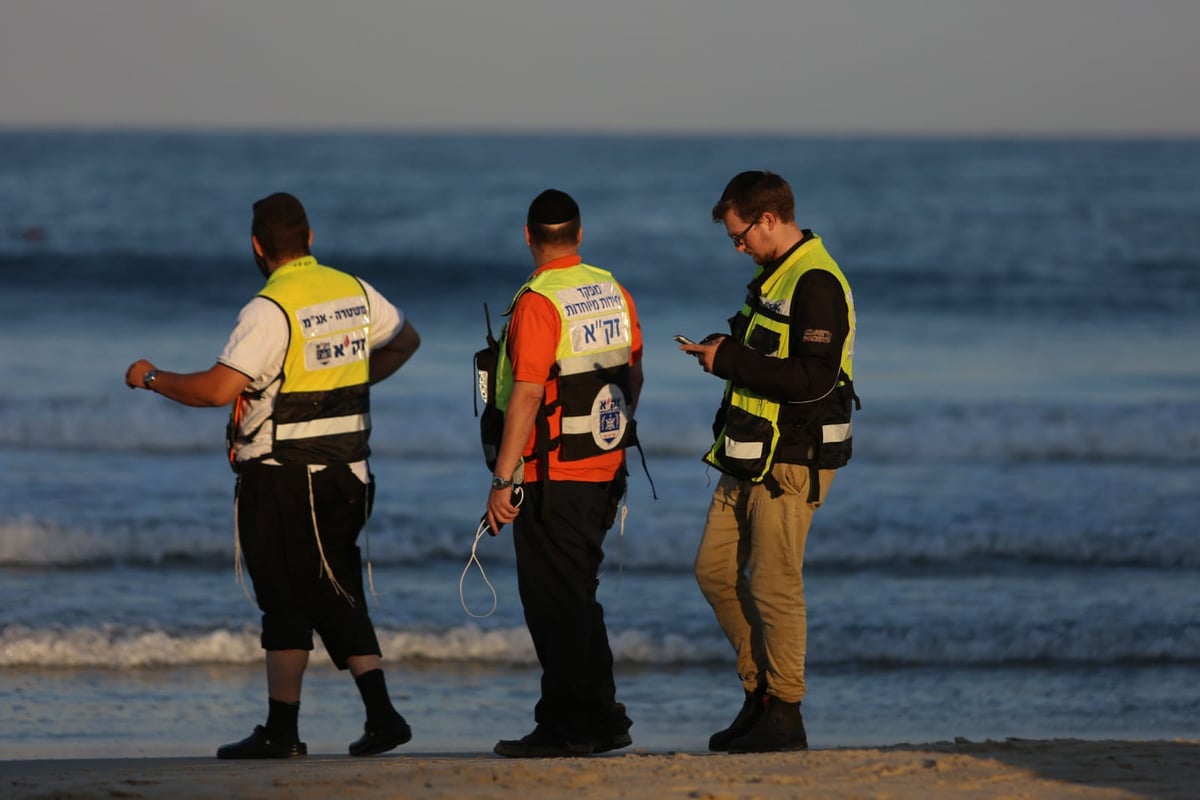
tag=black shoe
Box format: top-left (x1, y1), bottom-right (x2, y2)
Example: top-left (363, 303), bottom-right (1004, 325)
top-left (728, 695), bottom-right (808, 753)
top-left (591, 701), bottom-right (633, 753)
top-left (216, 725), bottom-right (307, 759)
top-left (708, 686), bottom-right (766, 752)
top-left (494, 726), bottom-right (593, 758)
top-left (349, 715), bottom-right (412, 757)
top-left (591, 730), bottom-right (633, 754)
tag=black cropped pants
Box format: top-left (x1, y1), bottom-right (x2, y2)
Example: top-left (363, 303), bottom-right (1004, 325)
top-left (235, 462), bottom-right (381, 669)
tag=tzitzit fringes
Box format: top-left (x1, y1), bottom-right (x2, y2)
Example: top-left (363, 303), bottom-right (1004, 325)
top-left (617, 500), bottom-right (629, 585)
top-left (599, 499), bottom-right (630, 586)
top-left (233, 484), bottom-right (254, 604)
top-left (307, 467), bottom-right (354, 605)
top-left (363, 479), bottom-right (379, 605)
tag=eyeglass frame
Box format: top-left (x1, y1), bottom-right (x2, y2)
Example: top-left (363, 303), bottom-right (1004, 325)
top-left (728, 216), bottom-right (761, 248)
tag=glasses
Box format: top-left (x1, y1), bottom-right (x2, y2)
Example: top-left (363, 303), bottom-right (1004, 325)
top-left (728, 217), bottom-right (760, 248)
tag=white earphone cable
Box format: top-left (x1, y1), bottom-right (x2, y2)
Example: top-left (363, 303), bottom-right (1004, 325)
top-left (459, 485), bottom-right (524, 619)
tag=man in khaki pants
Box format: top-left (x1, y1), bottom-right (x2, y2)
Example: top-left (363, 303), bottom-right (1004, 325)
top-left (680, 171), bottom-right (860, 753)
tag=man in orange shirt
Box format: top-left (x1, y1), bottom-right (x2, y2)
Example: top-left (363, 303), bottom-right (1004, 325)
top-left (483, 189), bottom-right (644, 758)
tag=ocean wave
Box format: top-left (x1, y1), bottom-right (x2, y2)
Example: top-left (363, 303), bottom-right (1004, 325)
top-left (0, 516), bottom-right (232, 569)
top-left (4, 512), bottom-right (1199, 571)
top-left (7, 246), bottom-right (1200, 322)
top-left (858, 400), bottom-right (1200, 467)
top-left (0, 623), bottom-right (724, 669)
top-left (1, 252), bottom-right (521, 306)
top-left (3, 620), bottom-right (1197, 671)
top-left (5, 392), bottom-right (1200, 468)
top-left (814, 616), bottom-right (1200, 669)
top-left (6, 133), bottom-right (1200, 329)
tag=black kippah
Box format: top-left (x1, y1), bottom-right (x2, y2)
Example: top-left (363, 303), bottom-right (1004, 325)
top-left (527, 189), bottom-right (580, 226)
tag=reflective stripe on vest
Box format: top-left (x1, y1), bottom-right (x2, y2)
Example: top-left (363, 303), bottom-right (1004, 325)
top-left (705, 235), bottom-right (856, 481)
top-left (274, 412), bottom-right (370, 441)
top-left (494, 263), bottom-right (634, 461)
top-left (256, 256), bottom-right (372, 464)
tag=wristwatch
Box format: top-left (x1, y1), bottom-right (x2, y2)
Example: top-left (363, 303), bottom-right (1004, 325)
top-left (142, 369), bottom-right (159, 390)
top-left (491, 475), bottom-right (513, 490)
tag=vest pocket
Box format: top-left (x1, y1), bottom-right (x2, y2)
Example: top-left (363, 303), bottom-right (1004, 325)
top-left (746, 324), bottom-right (781, 356)
top-left (728, 312), bottom-right (749, 342)
top-left (817, 429), bottom-right (852, 469)
top-left (814, 391), bottom-right (853, 469)
top-left (715, 405), bottom-right (776, 480)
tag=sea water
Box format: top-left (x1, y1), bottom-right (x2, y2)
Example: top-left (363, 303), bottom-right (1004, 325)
top-left (1, 131), bottom-right (1198, 757)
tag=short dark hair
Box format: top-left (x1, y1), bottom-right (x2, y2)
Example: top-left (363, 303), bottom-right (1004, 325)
top-left (527, 189), bottom-right (581, 246)
top-left (711, 171), bottom-right (795, 225)
top-left (252, 192), bottom-right (311, 262)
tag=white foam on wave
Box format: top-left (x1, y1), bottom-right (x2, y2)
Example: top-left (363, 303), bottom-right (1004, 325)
top-left (0, 624), bottom-right (263, 668)
top-left (0, 623), bottom-right (729, 669)
top-left (0, 516), bottom-right (228, 567)
top-left (4, 505), bottom-right (1196, 571)
top-left (6, 616), bottom-right (1195, 671)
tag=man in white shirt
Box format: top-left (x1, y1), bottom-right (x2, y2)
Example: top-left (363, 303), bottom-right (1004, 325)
top-left (125, 193), bottom-right (420, 759)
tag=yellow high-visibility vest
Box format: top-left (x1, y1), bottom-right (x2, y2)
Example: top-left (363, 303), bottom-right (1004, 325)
top-left (705, 235), bottom-right (855, 482)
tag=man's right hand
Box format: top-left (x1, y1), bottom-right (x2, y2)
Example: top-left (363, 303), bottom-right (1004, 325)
top-left (124, 359), bottom-right (157, 389)
top-left (485, 486), bottom-right (523, 536)
top-left (680, 335), bottom-right (726, 374)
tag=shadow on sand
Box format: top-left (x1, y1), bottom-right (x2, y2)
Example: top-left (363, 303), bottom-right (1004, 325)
top-left (893, 737), bottom-right (1200, 800)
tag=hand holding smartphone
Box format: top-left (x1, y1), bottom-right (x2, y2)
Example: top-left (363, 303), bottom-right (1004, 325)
top-left (482, 486), bottom-right (525, 536)
top-left (674, 334), bottom-right (704, 360)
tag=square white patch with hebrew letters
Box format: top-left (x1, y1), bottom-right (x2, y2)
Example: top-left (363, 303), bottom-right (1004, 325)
top-left (295, 296), bottom-right (370, 340)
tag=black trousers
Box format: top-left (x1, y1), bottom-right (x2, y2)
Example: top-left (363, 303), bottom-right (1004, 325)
top-left (512, 480), bottom-right (630, 742)
top-left (236, 462), bottom-right (381, 669)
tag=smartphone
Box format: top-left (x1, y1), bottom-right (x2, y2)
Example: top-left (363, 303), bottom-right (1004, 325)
top-left (673, 334), bottom-right (695, 345)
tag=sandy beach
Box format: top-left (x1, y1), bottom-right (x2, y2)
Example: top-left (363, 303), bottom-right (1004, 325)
top-left (4, 739), bottom-right (1198, 800)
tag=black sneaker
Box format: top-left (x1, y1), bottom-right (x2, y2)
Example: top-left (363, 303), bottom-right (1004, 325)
top-left (494, 726), bottom-right (592, 758)
top-left (708, 686), bottom-right (766, 752)
top-left (727, 695), bottom-right (808, 753)
top-left (349, 715), bottom-right (412, 757)
top-left (216, 725), bottom-right (307, 759)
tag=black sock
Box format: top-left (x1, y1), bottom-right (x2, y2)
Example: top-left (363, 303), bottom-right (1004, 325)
top-left (266, 698), bottom-right (300, 742)
top-left (354, 668), bottom-right (400, 727)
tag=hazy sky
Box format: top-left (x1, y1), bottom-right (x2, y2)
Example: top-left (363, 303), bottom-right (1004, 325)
top-left (3, 0), bottom-right (1198, 135)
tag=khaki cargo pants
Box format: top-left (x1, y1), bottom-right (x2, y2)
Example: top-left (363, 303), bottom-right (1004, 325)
top-left (695, 463), bottom-right (835, 703)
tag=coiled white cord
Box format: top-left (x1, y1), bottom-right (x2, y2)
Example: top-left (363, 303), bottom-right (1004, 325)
top-left (459, 485), bottom-right (524, 619)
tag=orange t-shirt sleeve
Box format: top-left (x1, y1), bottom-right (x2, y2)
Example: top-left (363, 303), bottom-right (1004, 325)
top-left (506, 291), bottom-right (560, 385)
top-left (622, 285), bottom-right (643, 365)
